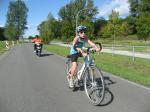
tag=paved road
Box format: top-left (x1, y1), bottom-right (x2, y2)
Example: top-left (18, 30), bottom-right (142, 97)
top-left (0, 43), bottom-right (150, 112)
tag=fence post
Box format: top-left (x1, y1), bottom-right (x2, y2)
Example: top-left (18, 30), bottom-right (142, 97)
top-left (112, 44), bottom-right (114, 56)
top-left (132, 46), bottom-right (135, 62)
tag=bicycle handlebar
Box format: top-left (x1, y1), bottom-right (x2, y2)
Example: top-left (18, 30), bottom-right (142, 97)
top-left (87, 42), bottom-right (102, 53)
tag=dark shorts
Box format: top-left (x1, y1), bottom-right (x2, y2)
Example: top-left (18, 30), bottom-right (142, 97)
top-left (70, 53), bottom-right (82, 62)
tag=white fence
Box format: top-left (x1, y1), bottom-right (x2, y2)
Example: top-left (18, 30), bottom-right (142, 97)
top-left (50, 42), bottom-right (150, 61)
top-left (103, 45), bottom-right (150, 61)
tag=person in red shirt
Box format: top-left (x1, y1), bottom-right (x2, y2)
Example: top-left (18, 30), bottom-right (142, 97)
top-left (32, 35), bottom-right (42, 43)
top-left (32, 35), bottom-right (42, 52)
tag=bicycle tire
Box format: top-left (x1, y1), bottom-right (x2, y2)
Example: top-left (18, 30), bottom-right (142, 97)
top-left (84, 66), bottom-right (105, 106)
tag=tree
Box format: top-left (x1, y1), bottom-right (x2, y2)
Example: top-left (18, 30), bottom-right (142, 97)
top-left (101, 23), bottom-right (113, 39)
top-left (5, 0), bottom-right (28, 40)
top-left (102, 10), bottom-right (122, 39)
top-left (47, 13), bottom-right (62, 39)
top-left (136, 0), bottom-right (150, 41)
top-left (0, 27), bottom-right (6, 40)
top-left (139, 0), bottom-right (150, 13)
top-left (136, 12), bottom-right (150, 41)
top-left (61, 20), bottom-right (74, 41)
top-left (59, 0), bottom-right (98, 23)
top-left (94, 17), bottom-right (107, 38)
top-left (4, 24), bottom-right (16, 40)
top-left (58, 0), bottom-right (98, 40)
top-left (121, 22), bottom-right (129, 37)
top-left (128, 0), bottom-right (139, 17)
top-left (38, 0), bottom-right (98, 42)
top-left (128, 0), bottom-right (139, 34)
top-left (38, 13), bottom-right (62, 44)
top-left (38, 21), bottom-right (50, 44)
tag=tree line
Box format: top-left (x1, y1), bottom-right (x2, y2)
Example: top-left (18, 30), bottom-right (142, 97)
top-left (0, 0), bottom-right (149, 43)
top-left (38, 0), bottom-right (150, 44)
top-left (0, 0), bottom-right (28, 41)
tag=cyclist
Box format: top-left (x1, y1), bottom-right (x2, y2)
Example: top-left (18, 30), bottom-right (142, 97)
top-left (32, 35), bottom-right (42, 52)
top-left (67, 25), bottom-right (101, 88)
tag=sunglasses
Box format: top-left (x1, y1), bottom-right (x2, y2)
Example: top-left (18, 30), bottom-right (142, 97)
top-left (79, 31), bottom-right (85, 34)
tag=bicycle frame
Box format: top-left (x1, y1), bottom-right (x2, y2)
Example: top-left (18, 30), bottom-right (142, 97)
top-left (76, 53), bottom-right (94, 81)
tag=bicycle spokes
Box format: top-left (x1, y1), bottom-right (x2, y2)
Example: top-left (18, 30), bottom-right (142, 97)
top-left (84, 67), bottom-right (105, 105)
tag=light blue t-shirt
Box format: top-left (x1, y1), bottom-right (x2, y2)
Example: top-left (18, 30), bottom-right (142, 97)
top-left (70, 36), bottom-right (87, 55)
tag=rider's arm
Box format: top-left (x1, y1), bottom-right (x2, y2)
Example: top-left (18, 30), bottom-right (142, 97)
top-left (72, 36), bottom-right (81, 52)
top-left (72, 36), bottom-right (85, 55)
top-left (72, 36), bottom-right (77, 46)
top-left (87, 39), bottom-right (100, 52)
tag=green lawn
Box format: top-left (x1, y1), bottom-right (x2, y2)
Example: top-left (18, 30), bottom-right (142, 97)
top-left (96, 38), bottom-right (150, 46)
top-left (0, 41), bottom-right (5, 54)
top-left (103, 45), bottom-right (150, 53)
top-left (95, 39), bottom-right (150, 53)
top-left (44, 44), bottom-right (150, 88)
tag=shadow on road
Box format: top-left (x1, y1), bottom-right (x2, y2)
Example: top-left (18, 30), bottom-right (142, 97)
top-left (99, 88), bottom-right (114, 106)
top-left (104, 76), bottom-right (116, 86)
top-left (98, 76), bottom-right (116, 106)
top-left (40, 53), bottom-right (53, 57)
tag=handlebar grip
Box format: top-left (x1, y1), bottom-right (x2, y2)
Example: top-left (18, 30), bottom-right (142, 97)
top-left (87, 47), bottom-right (92, 52)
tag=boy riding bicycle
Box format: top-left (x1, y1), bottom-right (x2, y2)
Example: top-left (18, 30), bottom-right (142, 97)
top-left (67, 25), bottom-right (101, 88)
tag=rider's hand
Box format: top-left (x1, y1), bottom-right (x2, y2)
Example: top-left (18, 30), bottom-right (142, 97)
top-left (95, 47), bottom-right (100, 52)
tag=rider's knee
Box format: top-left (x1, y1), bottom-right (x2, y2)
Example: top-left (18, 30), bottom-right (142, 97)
top-left (72, 62), bottom-right (77, 68)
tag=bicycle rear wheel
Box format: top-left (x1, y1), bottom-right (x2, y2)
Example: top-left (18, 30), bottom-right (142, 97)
top-left (84, 67), bottom-right (105, 106)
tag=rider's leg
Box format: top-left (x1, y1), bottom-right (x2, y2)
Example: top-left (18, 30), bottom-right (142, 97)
top-left (68, 53), bottom-right (78, 88)
top-left (68, 62), bottom-right (77, 88)
top-left (70, 62), bottom-right (77, 78)
top-left (69, 53), bottom-right (78, 78)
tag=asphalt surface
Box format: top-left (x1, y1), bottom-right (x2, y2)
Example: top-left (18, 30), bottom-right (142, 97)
top-left (0, 43), bottom-right (150, 112)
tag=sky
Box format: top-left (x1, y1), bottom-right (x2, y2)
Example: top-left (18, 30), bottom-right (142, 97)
top-left (0, 0), bottom-right (130, 37)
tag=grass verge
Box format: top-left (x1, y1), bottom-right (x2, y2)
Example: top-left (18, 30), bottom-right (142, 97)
top-left (0, 41), bottom-right (6, 54)
top-left (44, 44), bottom-right (150, 88)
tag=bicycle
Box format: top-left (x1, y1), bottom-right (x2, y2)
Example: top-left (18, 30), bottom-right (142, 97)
top-left (66, 42), bottom-right (105, 106)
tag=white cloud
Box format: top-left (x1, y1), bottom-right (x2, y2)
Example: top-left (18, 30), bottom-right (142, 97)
top-left (98, 0), bottom-right (130, 19)
top-left (0, 24), bottom-right (4, 27)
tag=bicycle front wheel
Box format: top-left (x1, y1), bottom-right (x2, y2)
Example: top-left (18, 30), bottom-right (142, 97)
top-left (84, 67), bottom-right (105, 106)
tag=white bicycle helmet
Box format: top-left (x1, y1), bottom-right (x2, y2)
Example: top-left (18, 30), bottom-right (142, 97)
top-left (76, 25), bottom-right (87, 33)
